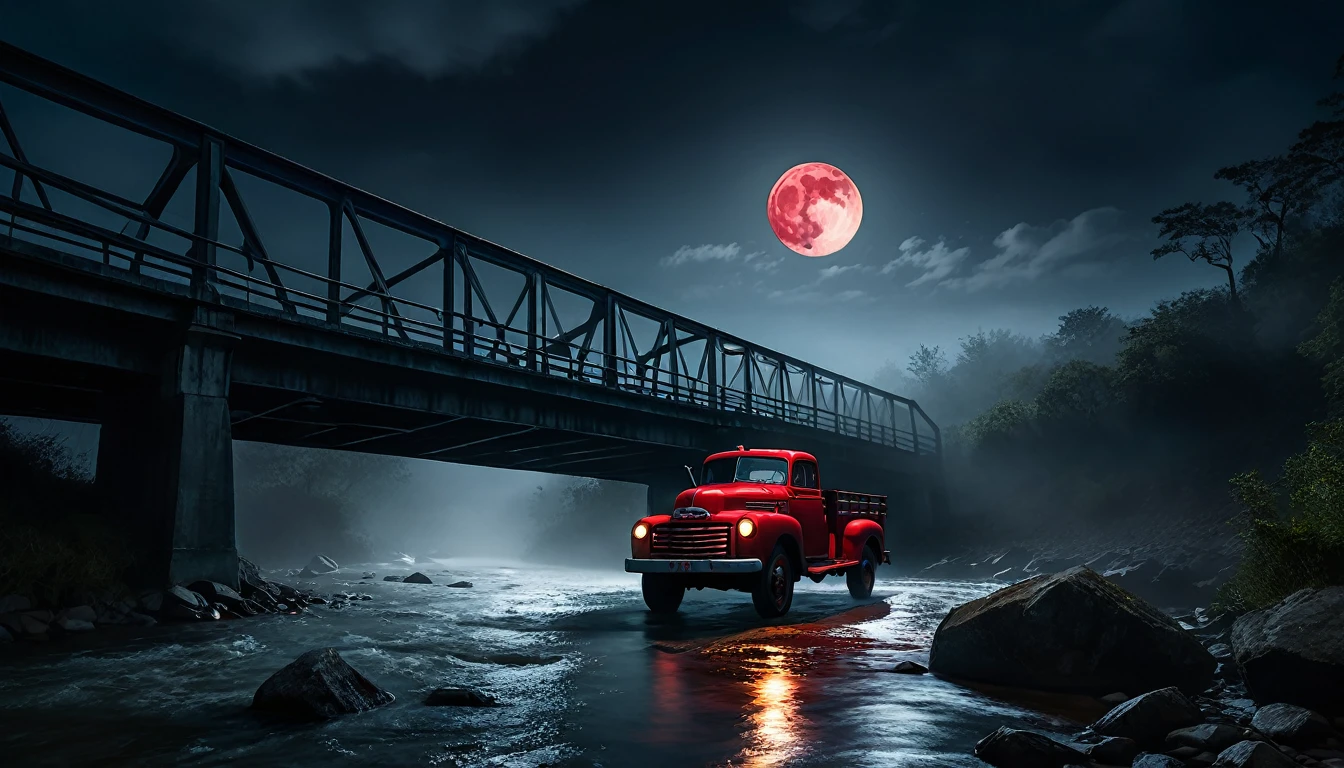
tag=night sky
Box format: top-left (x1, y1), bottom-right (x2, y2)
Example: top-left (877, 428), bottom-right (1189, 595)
top-left (3, 0), bottom-right (1341, 384)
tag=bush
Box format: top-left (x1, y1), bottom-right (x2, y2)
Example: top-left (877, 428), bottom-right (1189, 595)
top-left (1215, 420), bottom-right (1344, 613)
top-left (0, 419), bottom-right (130, 604)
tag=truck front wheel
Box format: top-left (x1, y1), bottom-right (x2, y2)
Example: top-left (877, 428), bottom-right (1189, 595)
top-left (847, 544), bottom-right (877, 599)
top-left (752, 544), bottom-right (795, 619)
top-left (641, 574), bottom-right (685, 613)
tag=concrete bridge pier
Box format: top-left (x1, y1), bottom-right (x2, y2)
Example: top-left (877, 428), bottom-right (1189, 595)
top-left (95, 311), bottom-right (240, 589)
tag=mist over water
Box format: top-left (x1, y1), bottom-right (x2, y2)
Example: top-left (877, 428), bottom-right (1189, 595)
top-left (230, 441), bottom-right (648, 573)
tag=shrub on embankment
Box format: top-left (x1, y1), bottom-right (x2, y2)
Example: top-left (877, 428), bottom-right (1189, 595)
top-left (0, 419), bottom-right (130, 604)
top-left (1215, 419), bottom-right (1344, 614)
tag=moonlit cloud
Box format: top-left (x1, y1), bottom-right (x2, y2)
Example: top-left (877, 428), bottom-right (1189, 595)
top-left (744, 252), bottom-right (784, 272)
top-left (817, 263), bottom-right (870, 280)
top-left (944, 207), bottom-right (1127, 291)
top-left (661, 242), bottom-right (742, 267)
top-left (157, 0), bottom-right (587, 80)
top-left (880, 236), bottom-right (971, 287)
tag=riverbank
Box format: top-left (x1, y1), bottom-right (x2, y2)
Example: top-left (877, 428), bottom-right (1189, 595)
top-left (1, 560), bottom-right (1068, 767)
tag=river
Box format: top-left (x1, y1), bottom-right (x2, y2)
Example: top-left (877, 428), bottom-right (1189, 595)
top-left (0, 561), bottom-right (1087, 767)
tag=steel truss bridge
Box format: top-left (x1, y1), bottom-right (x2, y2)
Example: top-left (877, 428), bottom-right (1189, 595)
top-left (0, 42), bottom-right (943, 586)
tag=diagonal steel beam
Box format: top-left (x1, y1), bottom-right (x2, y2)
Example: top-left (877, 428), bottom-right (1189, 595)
top-left (332, 416), bottom-right (465, 449)
top-left (343, 202), bottom-right (409, 339)
top-left (0, 96), bottom-right (53, 212)
top-left (341, 245), bottom-right (448, 315)
top-left (419, 426), bottom-right (537, 458)
top-left (220, 167), bottom-right (296, 313)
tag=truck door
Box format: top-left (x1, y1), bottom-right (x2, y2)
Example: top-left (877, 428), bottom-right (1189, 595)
top-left (789, 459), bottom-right (828, 558)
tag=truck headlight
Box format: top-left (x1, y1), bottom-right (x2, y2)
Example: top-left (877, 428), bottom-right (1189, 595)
top-left (737, 518), bottom-right (756, 538)
top-left (633, 523), bottom-right (649, 539)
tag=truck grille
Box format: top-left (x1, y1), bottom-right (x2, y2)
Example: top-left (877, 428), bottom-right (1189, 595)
top-left (650, 522), bottom-right (731, 558)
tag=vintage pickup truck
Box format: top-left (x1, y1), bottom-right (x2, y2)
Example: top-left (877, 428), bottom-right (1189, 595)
top-left (625, 446), bottom-right (889, 618)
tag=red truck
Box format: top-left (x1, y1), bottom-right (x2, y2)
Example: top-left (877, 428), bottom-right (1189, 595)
top-left (625, 447), bottom-right (889, 618)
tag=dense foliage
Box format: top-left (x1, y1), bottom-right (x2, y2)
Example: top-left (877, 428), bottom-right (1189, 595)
top-left (876, 55), bottom-right (1344, 588)
top-left (0, 420), bottom-right (128, 604)
top-left (1216, 421), bottom-right (1344, 612)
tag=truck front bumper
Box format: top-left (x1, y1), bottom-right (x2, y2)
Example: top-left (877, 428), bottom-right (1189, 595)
top-left (625, 558), bottom-right (763, 574)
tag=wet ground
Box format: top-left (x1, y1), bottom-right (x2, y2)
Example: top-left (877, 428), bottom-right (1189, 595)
top-left (0, 561), bottom-right (1087, 767)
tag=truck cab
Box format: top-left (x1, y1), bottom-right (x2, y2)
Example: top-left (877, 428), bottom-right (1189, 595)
top-left (625, 447), bottom-right (889, 618)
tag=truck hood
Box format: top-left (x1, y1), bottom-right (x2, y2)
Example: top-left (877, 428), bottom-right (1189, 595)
top-left (673, 483), bottom-right (789, 514)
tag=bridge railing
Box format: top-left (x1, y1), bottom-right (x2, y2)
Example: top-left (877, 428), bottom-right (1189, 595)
top-left (0, 42), bottom-right (941, 457)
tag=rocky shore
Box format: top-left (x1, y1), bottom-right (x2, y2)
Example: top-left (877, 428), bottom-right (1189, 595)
top-left (933, 567), bottom-right (1344, 768)
top-left (0, 553), bottom-right (470, 645)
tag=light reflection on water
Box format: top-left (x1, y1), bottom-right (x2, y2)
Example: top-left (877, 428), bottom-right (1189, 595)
top-left (0, 565), bottom-right (1086, 767)
top-left (741, 648), bottom-right (805, 767)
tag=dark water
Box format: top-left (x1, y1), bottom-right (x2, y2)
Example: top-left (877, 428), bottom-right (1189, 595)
top-left (0, 561), bottom-right (1085, 767)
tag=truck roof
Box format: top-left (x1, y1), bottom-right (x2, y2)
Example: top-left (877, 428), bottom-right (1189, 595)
top-left (703, 447), bottom-right (819, 463)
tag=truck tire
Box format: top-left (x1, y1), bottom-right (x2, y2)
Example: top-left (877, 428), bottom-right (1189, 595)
top-left (847, 544), bottom-right (877, 599)
top-left (641, 574), bottom-right (684, 614)
top-left (752, 544), bottom-right (795, 618)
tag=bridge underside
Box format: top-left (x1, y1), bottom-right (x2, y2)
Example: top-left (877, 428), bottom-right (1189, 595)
top-left (1, 239), bottom-right (946, 590)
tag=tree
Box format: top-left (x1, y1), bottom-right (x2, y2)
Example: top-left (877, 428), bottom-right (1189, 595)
top-left (1299, 277), bottom-right (1344, 414)
top-left (1288, 53), bottom-right (1344, 192)
top-left (1215, 155), bottom-right (1321, 259)
top-left (1044, 306), bottom-right (1128, 365)
top-left (907, 344), bottom-right (949, 388)
top-left (1152, 201), bottom-right (1250, 306)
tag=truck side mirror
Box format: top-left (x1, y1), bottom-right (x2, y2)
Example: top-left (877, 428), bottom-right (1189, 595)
top-left (684, 465), bottom-right (697, 487)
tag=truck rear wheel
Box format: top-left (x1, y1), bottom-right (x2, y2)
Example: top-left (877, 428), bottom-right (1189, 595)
top-left (641, 574), bottom-right (684, 614)
top-left (847, 544), bottom-right (877, 599)
top-left (752, 544), bottom-right (794, 619)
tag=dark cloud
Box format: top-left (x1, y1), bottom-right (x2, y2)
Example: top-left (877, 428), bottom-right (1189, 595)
top-left (1, 0), bottom-right (1341, 383)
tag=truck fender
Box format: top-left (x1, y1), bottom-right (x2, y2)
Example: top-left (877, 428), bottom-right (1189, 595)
top-left (753, 514), bottom-right (805, 573)
top-left (840, 518), bottom-right (883, 562)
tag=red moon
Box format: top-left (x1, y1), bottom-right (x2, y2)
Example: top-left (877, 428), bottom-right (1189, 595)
top-left (766, 162), bottom-right (863, 257)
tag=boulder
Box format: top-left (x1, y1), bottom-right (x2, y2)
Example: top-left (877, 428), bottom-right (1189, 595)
top-left (424, 688), bottom-right (498, 707)
top-left (58, 605), bottom-right (98, 624)
top-left (1211, 740), bottom-right (1298, 767)
top-left (1168, 724), bottom-right (1252, 753)
top-left (1251, 704), bottom-right (1339, 748)
top-left (446, 581), bottom-right (473, 589)
top-left (159, 586), bottom-right (215, 621)
top-left (0, 595), bottom-right (32, 614)
top-left (8, 612), bottom-right (50, 636)
top-left (251, 648), bottom-right (394, 720)
top-left (891, 661), bottom-right (928, 674)
top-left (1085, 735), bottom-right (1139, 765)
top-left (403, 572), bottom-right (433, 584)
top-left (1133, 754), bottom-right (1187, 767)
top-left (56, 617), bottom-right (95, 632)
top-left (973, 727), bottom-right (1089, 768)
top-left (1092, 687), bottom-right (1206, 749)
top-left (1230, 588), bottom-right (1344, 712)
top-left (188, 581), bottom-right (249, 614)
top-left (928, 566), bottom-right (1216, 695)
top-left (303, 555), bottom-right (339, 575)
top-left (382, 576), bottom-right (402, 582)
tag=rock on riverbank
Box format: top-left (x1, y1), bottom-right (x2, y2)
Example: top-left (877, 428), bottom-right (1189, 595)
top-left (961, 570), bottom-right (1344, 768)
top-left (929, 565), bottom-right (1215, 695)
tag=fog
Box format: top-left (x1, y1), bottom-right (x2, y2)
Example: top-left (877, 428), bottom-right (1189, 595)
top-left (0, 416), bottom-right (649, 573)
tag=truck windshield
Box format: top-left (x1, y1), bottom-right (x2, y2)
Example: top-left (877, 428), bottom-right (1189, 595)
top-left (701, 456), bottom-right (788, 485)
